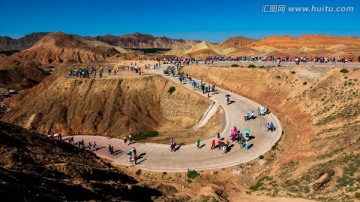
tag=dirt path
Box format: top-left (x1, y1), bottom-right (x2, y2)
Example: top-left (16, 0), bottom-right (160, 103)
top-left (65, 65), bottom-right (282, 172)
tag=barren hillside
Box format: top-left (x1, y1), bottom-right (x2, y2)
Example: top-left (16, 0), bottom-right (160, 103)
top-left (2, 70), bottom-right (212, 142)
top-left (16, 32), bottom-right (120, 64)
top-left (218, 36), bottom-right (256, 49)
top-left (249, 35), bottom-right (360, 57)
top-left (0, 121), bottom-right (162, 201)
top-left (182, 65), bottom-right (360, 201)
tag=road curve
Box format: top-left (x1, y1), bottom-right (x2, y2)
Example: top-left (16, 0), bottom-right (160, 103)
top-left (70, 66), bottom-right (282, 172)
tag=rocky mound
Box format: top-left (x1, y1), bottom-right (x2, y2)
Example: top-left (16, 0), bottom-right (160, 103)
top-left (0, 121), bottom-right (162, 201)
top-left (218, 36), bottom-right (256, 49)
top-left (2, 71), bottom-right (211, 140)
top-left (182, 41), bottom-right (219, 58)
top-left (16, 32), bottom-right (120, 64)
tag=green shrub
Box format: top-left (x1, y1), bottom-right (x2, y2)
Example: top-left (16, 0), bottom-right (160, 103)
top-left (290, 71), bottom-right (296, 74)
top-left (250, 176), bottom-right (270, 191)
top-left (259, 155), bottom-right (264, 159)
top-left (168, 86), bottom-right (176, 94)
top-left (135, 169), bottom-right (142, 175)
top-left (259, 65), bottom-right (265, 68)
top-left (303, 81), bottom-right (307, 85)
top-left (187, 169), bottom-right (200, 179)
top-left (355, 192), bottom-right (360, 199)
top-left (231, 64), bottom-right (240, 67)
top-left (130, 131), bottom-right (159, 141)
top-left (248, 64), bottom-right (256, 68)
top-left (275, 75), bottom-right (281, 79)
top-left (340, 68), bottom-right (349, 73)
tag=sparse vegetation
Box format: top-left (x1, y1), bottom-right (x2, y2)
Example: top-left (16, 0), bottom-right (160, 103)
top-left (259, 155), bottom-right (264, 159)
top-left (135, 169), bottom-right (142, 175)
top-left (355, 192), bottom-right (360, 199)
top-left (200, 195), bottom-right (218, 202)
top-left (168, 86), bottom-right (176, 94)
top-left (130, 130), bottom-right (159, 141)
top-left (250, 176), bottom-right (272, 191)
top-left (187, 169), bottom-right (200, 179)
top-left (340, 68), bottom-right (349, 73)
top-left (271, 141), bottom-right (278, 150)
top-left (290, 71), bottom-right (296, 74)
top-left (303, 81), bottom-right (307, 85)
top-left (337, 163), bottom-right (358, 188)
top-left (275, 75), bottom-right (281, 79)
top-left (231, 64), bottom-right (240, 67)
top-left (248, 64), bottom-right (256, 68)
top-left (0, 50), bottom-right (20, 56)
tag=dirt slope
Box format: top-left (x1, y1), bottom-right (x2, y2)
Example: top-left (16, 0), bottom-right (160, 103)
top-left (2, 70), bottom-right (211, 140)
top-left (182, 65), bottom-right (360, 201)
top-left (0, 121), bottom-right (162, 201)
top-left (0, 61), bottom-right (49, 89)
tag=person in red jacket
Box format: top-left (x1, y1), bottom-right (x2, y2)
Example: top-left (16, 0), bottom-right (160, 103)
top-left (211, 139), bottom-right (216, 150)
top-left (217, 139), bottom-right (222, 150)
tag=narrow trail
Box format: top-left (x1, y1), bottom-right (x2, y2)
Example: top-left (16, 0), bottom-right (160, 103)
top-left (68, 65), bottom-right (282, 172)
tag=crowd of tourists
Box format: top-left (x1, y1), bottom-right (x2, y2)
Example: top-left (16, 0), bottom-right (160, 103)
top-left (138, 54), bottom-right (360, 68)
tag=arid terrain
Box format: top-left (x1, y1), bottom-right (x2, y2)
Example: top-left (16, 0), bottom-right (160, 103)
top-left (179, 65), bottom-right (360, 201)
top-left (0, 121), bottom-right (163, 201)
top-left (2, 66), bottom-right (223, 144)
top-left (0, 31), bottom-right (359, 201)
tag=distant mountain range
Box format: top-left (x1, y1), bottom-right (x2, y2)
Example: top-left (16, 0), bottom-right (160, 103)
top-left (1, 31), bottom-right (359, 90)
top-left (1, 32), bottom-right (360, 62)
top-left (0, 32), bottom-right (199, 51)
top-left (0, 32), bottom-right (48, 51)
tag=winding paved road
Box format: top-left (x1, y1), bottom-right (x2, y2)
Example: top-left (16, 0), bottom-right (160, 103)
top-left (70, 66), bottom-right (282, 172)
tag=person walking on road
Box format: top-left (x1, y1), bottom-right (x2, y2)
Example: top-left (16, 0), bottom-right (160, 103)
top-left (211, 139), bottom-right (215, 150)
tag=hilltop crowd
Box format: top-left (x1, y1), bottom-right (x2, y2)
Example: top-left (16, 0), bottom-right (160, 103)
top-left (136, 54), bottom-right (360, 67)
top-left (67, 63), bottom-right (146, 78)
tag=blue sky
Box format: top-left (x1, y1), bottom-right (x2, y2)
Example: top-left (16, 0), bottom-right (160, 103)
top-left (0, 0), bottom-right (358, 42)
